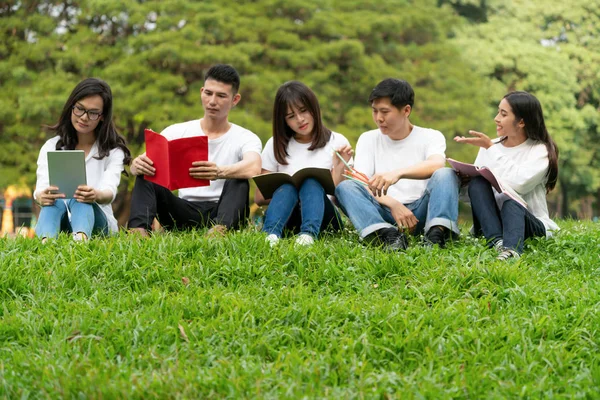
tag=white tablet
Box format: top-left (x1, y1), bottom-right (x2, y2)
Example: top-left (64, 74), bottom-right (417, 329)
top-left (47, 150), bottom-right (87, 198)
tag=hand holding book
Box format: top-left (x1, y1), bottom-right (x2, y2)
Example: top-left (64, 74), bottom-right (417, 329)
top-left (253, 167), bottom-right (336, 199)
top-left (131, 154), bottom-right (155, 176)
top-left (144, 129), bottom-right (209, 190)
top-left (447, 158), bottom-right (527, 208)
top-left (189, 161), bottom-right (222, 181)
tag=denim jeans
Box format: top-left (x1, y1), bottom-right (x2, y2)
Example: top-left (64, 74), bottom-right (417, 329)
top-left (36, 199), bottom-right (108, 239)
top-left (335, 167), bottom-right (460, 238)
top-left (468, 176), bottom-right (545, 253)
top-left (262, 178), bottom-right (342, 238)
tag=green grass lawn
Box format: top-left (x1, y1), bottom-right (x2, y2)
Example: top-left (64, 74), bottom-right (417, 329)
top-left (1, 221), bottom-right (599, 398)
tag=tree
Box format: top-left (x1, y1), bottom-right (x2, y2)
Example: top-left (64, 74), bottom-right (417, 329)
top-left (1, 0), bottom-right (494, 223)
top-left (450, 0), bottom-right (600, 217)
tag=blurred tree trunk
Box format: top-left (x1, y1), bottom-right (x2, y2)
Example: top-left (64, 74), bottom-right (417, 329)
top-left (578, 195), bottom-right (594, 220)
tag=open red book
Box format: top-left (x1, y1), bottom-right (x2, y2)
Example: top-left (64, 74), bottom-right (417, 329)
top-left (144, 129), bottom-right (209, 190)
top-left (447, 158), bottom-right (527, 208)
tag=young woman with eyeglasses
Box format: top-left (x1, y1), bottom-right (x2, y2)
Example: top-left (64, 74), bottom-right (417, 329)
top-left (33, 78), bottom-right (131, 242)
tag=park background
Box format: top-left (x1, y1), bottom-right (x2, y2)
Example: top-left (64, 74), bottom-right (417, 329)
top-left (2, 1), bottom-right (600, 398)
top-left (1, 0), bottom-right (600, 233)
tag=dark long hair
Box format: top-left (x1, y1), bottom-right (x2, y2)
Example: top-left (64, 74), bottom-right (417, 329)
top-left (47, 78), bottom-right (131, 167)
top-left (272, 81), bottom-right (332, 165)
top-left (503, 91), bottom-right (558, 192)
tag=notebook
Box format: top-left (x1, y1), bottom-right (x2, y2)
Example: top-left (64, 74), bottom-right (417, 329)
top-left (253, 167), bottom-right (335, 199)
top-left (144, 129), bottom-right (209, 190)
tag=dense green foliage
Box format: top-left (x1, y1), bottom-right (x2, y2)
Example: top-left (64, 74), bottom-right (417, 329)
top-left (453, 0), bottom-right (600, 216)
top-left (1, 0), bottom-right (599, 217)
top-left (1, 221), bottom-right (599, 397)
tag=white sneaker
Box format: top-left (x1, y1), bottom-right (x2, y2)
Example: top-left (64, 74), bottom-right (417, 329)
top-left (295, 233), bottom-right (315, 246)
top-left (72, 232), bottom-right (88, 243)
top-left (265, 234), bottom-right (280, 247)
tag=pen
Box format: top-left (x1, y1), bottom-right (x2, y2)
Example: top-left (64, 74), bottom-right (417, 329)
top-left (335, 151), bottom-right (370, 182)
top-left (343, 174), bottom-right (369, 186)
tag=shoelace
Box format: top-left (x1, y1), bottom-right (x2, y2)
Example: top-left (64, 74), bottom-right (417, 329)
top-left (493, 239), bottom-right (504, 252)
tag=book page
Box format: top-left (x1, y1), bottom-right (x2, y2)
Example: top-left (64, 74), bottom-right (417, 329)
top-left (145, 129), bottom-right (170, 189)
top-left (144, 129), bottom-right (209, 190)
top-left (252, 173), bottom-right (294, 199)
top-left (291, 168), bottom-right (335, 195)
top-left (168, 134), bottom-right (209, 190)
top-left (447, 158), bottom-right (501, 192)
top-left (447, 158), bottom-right (527, 207)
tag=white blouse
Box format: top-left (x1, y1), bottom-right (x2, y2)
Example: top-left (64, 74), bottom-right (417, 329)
top-left (34, 136), bottom-right (126, 233)
top-left (474, 138), bottom-right (559, 236)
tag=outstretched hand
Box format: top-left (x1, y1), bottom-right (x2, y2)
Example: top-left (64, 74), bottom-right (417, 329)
top-left (454, 130), bottom-right (494, 149)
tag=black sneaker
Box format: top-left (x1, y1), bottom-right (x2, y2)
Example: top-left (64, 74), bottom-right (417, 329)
top-left (497, 248), bottom-right (520, 261)
top-left (424, 225), bottom-right (446, 248)
top-left (369, 227), bottom-right (408, 251)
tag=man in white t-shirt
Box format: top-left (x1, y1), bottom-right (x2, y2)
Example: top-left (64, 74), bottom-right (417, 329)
top-left (335, 78), bottom-right (460, 250)
top-left (128, 64), bottom-right (262, 236)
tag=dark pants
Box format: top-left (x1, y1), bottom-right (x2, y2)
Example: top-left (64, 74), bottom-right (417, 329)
top-left (468, 176), bottom-right (545, 253)
top-left (128, 176), bottom-right (250, 231)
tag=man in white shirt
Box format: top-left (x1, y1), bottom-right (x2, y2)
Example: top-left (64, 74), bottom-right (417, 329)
top-left (335, 78), bottom-right (460, 250)
top-left (128, 64), bottom-right (262, 236)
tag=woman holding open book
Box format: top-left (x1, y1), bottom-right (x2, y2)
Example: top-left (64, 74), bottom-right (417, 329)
top-left (254, 81), bottom-right (352, 246)
top-left (454, 91), bottom-right (559, 260)
top-left (33, 78), bottom-right (131, 242)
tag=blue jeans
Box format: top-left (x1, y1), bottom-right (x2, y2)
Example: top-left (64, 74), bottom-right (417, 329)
top-left (468, 176), bottom-right (545, 253)
top-left (36, 199), bottom-right (108, 239)
top-left (335, 167), bottom-right (460, 238)
top-left (262, 178), bottom-right (342, 238)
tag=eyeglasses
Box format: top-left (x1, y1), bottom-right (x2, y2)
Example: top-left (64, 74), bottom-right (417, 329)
top-left (72, 105), bottom-right (102, 121)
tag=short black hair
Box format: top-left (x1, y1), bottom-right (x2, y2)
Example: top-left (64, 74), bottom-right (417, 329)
top-left (368, 78), bottom-right (414, 109)
top-left (205, 64), bottom-right (240, 94)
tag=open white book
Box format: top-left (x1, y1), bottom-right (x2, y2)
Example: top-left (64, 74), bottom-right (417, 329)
top-left (447, 158), bottom-right (527, 208)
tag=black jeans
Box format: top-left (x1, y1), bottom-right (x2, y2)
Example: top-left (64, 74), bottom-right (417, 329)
top-left (468, 176), bottom-right (545, 253)
top-left (128, 176), bottom-right (250, 231)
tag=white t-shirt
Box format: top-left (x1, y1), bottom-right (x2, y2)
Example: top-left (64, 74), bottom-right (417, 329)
top-left (474, 138), bottom-right (559, 235)
top-left (160, 119), bottom-right (262, 202)
top-left (34, 136), bottom-right (125, 233)
top-left (261, 131), bottom-right (351, 173)
top-left (354, 126), bottom-right (446, 204)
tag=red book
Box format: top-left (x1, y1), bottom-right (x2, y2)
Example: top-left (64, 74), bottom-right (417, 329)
top-left (144, 129), bottom-right (209, 190)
